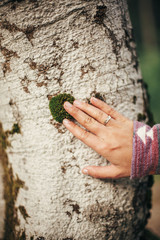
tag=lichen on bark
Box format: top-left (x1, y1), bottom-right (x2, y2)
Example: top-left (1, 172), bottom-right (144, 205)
top-left (0, 122), bottom-right (25, 240)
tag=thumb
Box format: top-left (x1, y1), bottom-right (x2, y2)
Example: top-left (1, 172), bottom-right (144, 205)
top-left (82, 165), bottom-right (121, 179)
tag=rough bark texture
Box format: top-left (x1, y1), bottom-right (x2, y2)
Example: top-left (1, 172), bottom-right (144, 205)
top-left (0, 162), bottom-right (5, 240)
top-left (0, 0), bottom-right (152, 239)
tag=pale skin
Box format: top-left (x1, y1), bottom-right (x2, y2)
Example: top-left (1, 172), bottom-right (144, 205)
top-left (63, 97), bottom-right (133, 179)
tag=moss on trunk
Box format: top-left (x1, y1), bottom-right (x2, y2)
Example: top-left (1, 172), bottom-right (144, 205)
top-left (0, 122), bottom-right (25, 240)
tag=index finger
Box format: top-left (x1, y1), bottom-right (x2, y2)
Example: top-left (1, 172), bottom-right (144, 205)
top-left (63, 119), bottom-right (105, 155)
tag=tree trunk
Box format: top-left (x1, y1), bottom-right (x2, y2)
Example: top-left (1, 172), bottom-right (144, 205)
top-left (0, 0), bottom-right (153, 239)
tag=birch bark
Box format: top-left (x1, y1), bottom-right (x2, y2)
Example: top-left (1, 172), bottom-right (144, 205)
top-left (0, 0), bottom-right (152, 239)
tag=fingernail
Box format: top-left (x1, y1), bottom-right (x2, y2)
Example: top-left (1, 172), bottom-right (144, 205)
top-left (74, 100), bottom-right (82, 106)
top-left (63, 119), bottom-right (70, 126)
top-left (91, 97), bottom-right (98, 102)
top-left (64, 101), bottom-right (72, 108)
top-left (82, 168), bottom-right (88, 175)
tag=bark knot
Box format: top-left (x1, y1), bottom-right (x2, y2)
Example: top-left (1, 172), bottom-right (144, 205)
top-left (94, 5), bottom-right (107, 25)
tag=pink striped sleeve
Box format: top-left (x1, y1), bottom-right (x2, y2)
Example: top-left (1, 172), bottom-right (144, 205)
top-left (131, 121), bottom-right (160, 179)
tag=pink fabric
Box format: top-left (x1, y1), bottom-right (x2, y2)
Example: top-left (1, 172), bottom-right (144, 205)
top-left (131, 121), bottom-right (160, 179)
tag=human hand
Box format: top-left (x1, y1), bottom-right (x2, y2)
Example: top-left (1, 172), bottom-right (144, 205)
top-left (63, 97), bottom-right (133, 179)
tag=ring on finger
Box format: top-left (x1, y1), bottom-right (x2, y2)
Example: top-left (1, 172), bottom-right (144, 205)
top-left (104, 115), bottom-right (112, 126)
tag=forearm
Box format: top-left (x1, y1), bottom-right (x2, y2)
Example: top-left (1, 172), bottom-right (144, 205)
top-left (131, 121), bottom-right (160, 179)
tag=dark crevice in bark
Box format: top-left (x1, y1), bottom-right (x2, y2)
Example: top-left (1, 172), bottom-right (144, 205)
top-left (103, 22), bottom-right (121, 58)
top-left (80, 63), bottom-right (96, 79)
top-left (70, 203), bottom-right (81, 214)
top-left (93, 5), bottom-right (121, 61)
top-left (35, 237), bottom-right (45, 240)
top-left (133, 95), bottom-right (137, 104)
top-left (24, 26), bottom-right (35, 45)
top-left (0, 19), bottom-right (35, 45)
top-left (36, 6), bottom-right (86, 30)
top-left (24, 59), bottom-right (59, 89)
top-left (20, 76), bottom-right (31, 94)
top-left (0, 5), bottom-right (86, 39)
top-left (137, 79), bottom-right (155, 126)
top-left (83, 199), bottom-right (141, 239)
top-left (121, 11), bottom-right (139, 71)
top-left (141, 81), bottom-right (155, 126)
top-left (94, 5), bottom-right (107, 25)
top-left (18, 205), bottom-right (30, 222)
top-left (8, 100), bottom-right (22, 124)
top-left (0, 1), bottom-right (15, 8)
top-left (62, 238), bottom-right (74, 240)
top-left (63, 199), bottom-right (81, 216)
top-left (0, 39), bottom-right (19, 76)
top-left (0, 0), bottom-right (35, 8)
top-left (11, 0), bottom-right (39, 10)
top-left (0, 19), bottom-right (20, 32)
top-left (132, 176), bottom-right (154, 238)
top-left (89, 91), bottom-right (106, 103)
top-left (50, 119), bottom-right (67, 134)
top-left (93, 3), bottom-right (139, 69)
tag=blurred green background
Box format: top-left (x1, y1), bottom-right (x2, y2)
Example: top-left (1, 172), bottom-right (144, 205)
top-left (128, 0), bottom-right (160, 123)
top-left (128, 0), bottom-right (160, 238)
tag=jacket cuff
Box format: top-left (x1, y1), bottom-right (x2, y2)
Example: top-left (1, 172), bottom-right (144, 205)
top-left (131, 121), bottom-right (160, 179)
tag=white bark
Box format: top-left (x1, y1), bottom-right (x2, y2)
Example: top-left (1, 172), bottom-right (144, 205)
top-left (0, 0), bottom-right (151, 239)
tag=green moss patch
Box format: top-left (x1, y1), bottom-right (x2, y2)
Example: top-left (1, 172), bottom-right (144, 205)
top-left (10, 123), bottom-right (21, 134)
top-left (5, 123), bottom-right (21, 136)
top-left (49, 93), bottom-right (75, 123)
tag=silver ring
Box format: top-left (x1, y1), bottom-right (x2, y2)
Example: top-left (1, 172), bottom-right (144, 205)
top-left (104, 115), bottom-right (111, 125)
